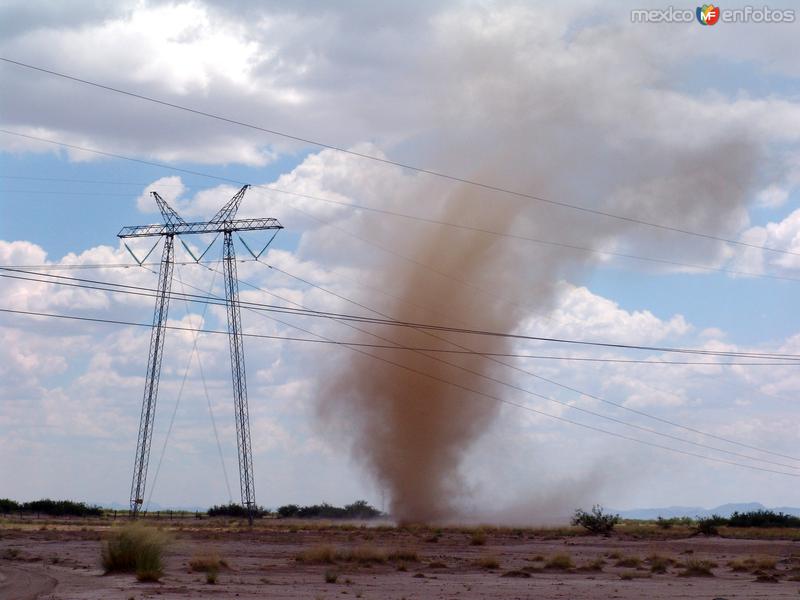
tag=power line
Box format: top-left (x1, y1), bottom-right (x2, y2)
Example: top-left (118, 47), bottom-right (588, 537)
top-left (165, 261), bottom-right (800, 472)
top-left (3, 162), bottom-right (800, 286)
top-left (172, 258), bottom-right (800, 470)
top-left (5, 304), bottom-right (797, 477)
top-left (261, 259), bottom-right (800, 465)
top-left (0, 175), bottom-right (186, 187)
top-left (4, 266), bottom-right (800, 361)
top-left (0, 259), bottom-right (250, 271)
top-left (2, 56), bottom-right (796, 259)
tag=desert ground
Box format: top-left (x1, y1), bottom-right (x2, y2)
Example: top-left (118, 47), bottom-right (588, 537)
top-left (2, 516), bottom-right (800, 599)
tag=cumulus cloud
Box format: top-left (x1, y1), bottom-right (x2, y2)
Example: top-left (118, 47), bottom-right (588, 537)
top-left (2, 0), bottom-right (800, 512)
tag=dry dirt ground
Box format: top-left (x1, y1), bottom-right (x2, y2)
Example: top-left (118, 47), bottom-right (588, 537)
top-left (2, 517), bottom-right (800, 599)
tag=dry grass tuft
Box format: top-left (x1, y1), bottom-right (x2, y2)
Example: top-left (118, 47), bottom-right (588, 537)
top-left (388, 549), bottom-right (419, 562)
top-left (296, 544), bottom-right (389, 565)
top-left (296, 544), bottom-right (337, 564)
top-left (647, 554), bottom-right (674, 574)
top-left (545, 553), bottom-right (574, 570)
top-left (101, 523), bottom-right (167, 582)
top-left (679, 558), bottom-right (716, 577)
top-left (475, 554), bottom-right (500, 569)
top-left (470, 531), bottom-right (487, 546)
top-left (728, 556), bottom-right (778, 572)
top-left (619, 570), bottom-right (650, 580)
top-left (580, 557), bottom-right (605, 572)
top-left (324, 568), bottom-right (339, 583)
top-left (615, 555), bottom-right (642, 569)
top-left (189, 552), bottom-right (228, 572)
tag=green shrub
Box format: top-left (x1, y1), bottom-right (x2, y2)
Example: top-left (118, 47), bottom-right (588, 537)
top-left (102, 524), bottom-right (167, 582)
top-left (572, 505), bottom-right (620, 534)
top-left (656, 516), bottom-right (674, 529)
top-left (276, 500), bottom-right (382, 519)
top-left (728, 510), bottom-right (800, 528)
top-left (0, 499), bottom-right (20, 513)
top-left (695, 515), bottom-right (728, 536)
top-left (277, 504), bottom-right (299, 518)
top-left (0, 498), bottom-right (102, 517)
top-left (207, 503), bottom-right (265, 518)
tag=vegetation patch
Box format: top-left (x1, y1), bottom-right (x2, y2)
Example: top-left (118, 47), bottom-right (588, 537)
top-left (189, 552), bottom-right (228, 572)
top-left (469, 530), bottom-right (487, 546)
top-left (296, 544), bottom-right (338, 564)
top-left (647, 554), bottom-right (674, 573)
top-left (727, 556), bottom-right (777, 573)
top-left (579, 557), bottom-right (605, 572)
top-left (324, 568), bottom-right (339, 584)
top-left (295, 544), bottom-right (392, 565)
top-left (207, 503), bottom-right (266, 518)
top-left (695, 515), bottom-right (728, 536)
top-left (475, 554), bottom-right (500, 569)
top-left (277, 500), bottom-right (382, 520)
top-left (614, 555), bottom-right (642, 569)
top-left (102, 523), bottom-right (167, 582)
top-left (619, 570), bottom-right (650, 580)
top-left (545, 553), bottom-right (574, 570)
top-left (572, 505), bottom-right (620, 534)
top-left (679, 558), bottom-right (716, 577)
top-left (388, 549), bottom-right (419, 562)
top-left (1, 498), bottom-right (102, 517)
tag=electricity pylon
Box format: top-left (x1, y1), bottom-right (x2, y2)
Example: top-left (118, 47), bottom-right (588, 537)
top-left (119, 185), bottom-right (282, 525)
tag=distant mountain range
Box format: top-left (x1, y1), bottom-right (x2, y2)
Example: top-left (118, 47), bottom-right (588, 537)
top-left (615, 502), bottom-right (800, 520)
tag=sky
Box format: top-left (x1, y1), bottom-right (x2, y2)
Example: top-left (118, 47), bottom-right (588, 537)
top-left (1, 0), bottom-right (800, 521)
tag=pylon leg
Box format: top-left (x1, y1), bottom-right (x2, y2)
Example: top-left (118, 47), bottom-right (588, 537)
top-left (222, 231), bottom-right (256, 525)
top-left (130, 235), bottom-right (175, 518)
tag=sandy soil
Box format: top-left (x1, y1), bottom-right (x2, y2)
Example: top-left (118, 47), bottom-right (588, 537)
top-left (2, 518), bottom-right (800, 599)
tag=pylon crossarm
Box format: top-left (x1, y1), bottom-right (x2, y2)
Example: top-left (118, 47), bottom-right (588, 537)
top-left (118, 217), bottom-right (281, 238)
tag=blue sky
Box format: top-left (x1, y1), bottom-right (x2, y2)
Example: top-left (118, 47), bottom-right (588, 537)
top-left (2, 1), bottom-right (800, 521)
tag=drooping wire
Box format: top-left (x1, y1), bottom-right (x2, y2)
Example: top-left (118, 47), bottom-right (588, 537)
top-left (3, 132), bottom-right (800, 287)
top-left (177, 258), bottom-right (800, 470)
top-left (4, 267), bottom-right (800, 361)
top-left (2, 57), bottom-right (798, 259)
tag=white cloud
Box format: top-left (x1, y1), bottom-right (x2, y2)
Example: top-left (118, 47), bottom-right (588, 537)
top-left (3, 0), bottom-right (800, 511)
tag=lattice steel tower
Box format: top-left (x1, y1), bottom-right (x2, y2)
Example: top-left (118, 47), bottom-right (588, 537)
top-left (119, 185), bottom-right (282, 524)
